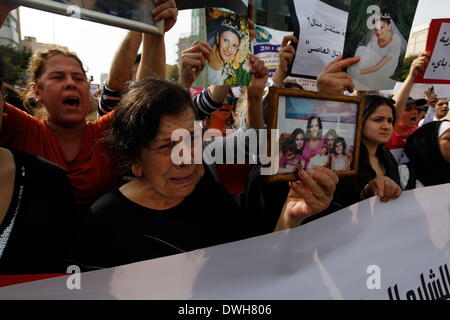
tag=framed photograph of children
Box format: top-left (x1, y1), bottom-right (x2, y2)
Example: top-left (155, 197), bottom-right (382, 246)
top-left (11, 0), bottom-right (163, 35)
top-left (265, 88), bottom-right (364, 183)
top-left (206, 7), bottom-right (252, 86)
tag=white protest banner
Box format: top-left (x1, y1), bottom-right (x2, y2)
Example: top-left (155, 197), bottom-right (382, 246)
top-left (417, 19), bottom-right (450, 84)
top-left (252, 26), bottom-right (293, 77)
top-left (0, 184), bottom-right (449, 300)
top-left (289, 0), bottom-right (349, 79)
top-left (11, 0), bottom-right (162, 35)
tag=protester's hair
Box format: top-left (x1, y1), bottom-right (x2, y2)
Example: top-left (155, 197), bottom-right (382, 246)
top-left (305, 115), bottom-right (323, 140)
top-left (107, 78), bottom-right (197, 171)
top-left (363, 94), bottom-right (396, 125)
top-left (334, 137), bottom-right (347, 154)
top-left (27, 46), bottom-right (87, 86)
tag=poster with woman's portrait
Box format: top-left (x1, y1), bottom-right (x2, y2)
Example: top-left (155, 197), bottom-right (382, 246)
top-left (266, 88), bottom-right (364, 182)
top-left (342, 0), bottom-right (419, 91)
top-left (206, 7), bottom-right (252, 86)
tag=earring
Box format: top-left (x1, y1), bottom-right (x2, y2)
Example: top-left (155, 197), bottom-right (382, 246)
top-left (131, 164), bottom-right (142, 178)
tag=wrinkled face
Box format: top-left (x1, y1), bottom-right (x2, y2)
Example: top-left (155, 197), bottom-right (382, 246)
top-left (398, 103), bottom-right (419, 130)
top-left (436, 98), bottom-right (449, 119)
top-left (325, 134), bottom-right (335, 148)
top-left (374, 20), bottom-right (392, 41)
top-left (295, 133), bottom-right (304, 149)
top-left (439, 128), bottom-right (450, 163)
top-left (218, 31), bottom-right (240, 63)
top-left (363, 105), bottom-right (394, 145)
top-left (33, 55), bottom-right (90, 128)
top-left (310, 118), bottom-right (320, 138)
top-left (136, 108), bottom-right (204, 202)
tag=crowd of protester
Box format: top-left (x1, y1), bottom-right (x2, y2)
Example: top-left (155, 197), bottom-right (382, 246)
top-left (0, 1), bottom-right (449, 275)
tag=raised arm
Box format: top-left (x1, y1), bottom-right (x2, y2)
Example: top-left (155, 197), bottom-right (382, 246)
top-left (392, 53), bottom-right (429, 119)
top-left (272, 35), bottom-right (298, 87)
top-left (246, 54), bottom-right (268, 129)
top-left (136, 0), bottom-right (178, 81)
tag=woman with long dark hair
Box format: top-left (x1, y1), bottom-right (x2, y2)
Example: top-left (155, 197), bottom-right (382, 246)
top-left (333, 95), bottom-right (402, 207)
top-left (302, 115), bottom-right (324, 168)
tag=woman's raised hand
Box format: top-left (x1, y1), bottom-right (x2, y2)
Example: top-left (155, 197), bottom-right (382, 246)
top-left (317, 55), bottom-right (360, 95)
top-left (361, 176), bottom-right (402, 203)
top-left (249, 54), bottom-right (268, 90)
top-left (179, 40), bottom-right (212, 89)
top-left (276, 167), bottom-right (338, 231)
top-left (152, 0), bottom-right (178, 32)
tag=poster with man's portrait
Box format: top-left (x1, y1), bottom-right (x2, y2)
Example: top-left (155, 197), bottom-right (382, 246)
top-left (342, 0), bottom-right (419, 91)
top-left (206, 7), bottom-right (251, 86)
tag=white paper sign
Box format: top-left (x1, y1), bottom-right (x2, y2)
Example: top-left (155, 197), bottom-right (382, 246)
top-left (424, 23), bottom-right (450, 81)
top-left (0, 184), bottom-right (449, 300)
top-left (291, 0), bottom-right (348, 78)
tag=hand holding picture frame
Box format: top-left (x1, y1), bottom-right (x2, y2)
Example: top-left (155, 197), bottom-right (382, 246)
top-left (265, 88), bottom-right (364, 183)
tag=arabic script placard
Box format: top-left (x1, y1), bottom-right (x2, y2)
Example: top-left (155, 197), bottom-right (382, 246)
top-left (416, 19), bottom-right (450, 84)
top-left (289, 0), bottom-right (349, 79)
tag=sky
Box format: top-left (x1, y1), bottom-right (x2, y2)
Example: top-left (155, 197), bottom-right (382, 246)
top-left (15, 0), bottom-right (450, 83)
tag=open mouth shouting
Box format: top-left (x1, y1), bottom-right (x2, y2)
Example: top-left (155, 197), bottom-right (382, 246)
top-left (63, 96), bottom-right (80, 108)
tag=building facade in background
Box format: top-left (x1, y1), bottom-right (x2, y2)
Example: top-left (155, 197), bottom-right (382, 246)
top-left (405, 24), bottom-right (430, 58)
top-left (0, 9), bottom-right (21, 47)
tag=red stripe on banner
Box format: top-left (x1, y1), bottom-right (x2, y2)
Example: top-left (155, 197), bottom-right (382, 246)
top-left (0, 274), bottom-right (65, 288)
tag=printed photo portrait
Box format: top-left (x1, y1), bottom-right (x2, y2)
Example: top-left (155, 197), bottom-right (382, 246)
top-left (342, 0), bottom-right (419, 91)
top-left (266, 89), bottom-right (363, 181)
top-left (206, 7), bottom-right (251, 86)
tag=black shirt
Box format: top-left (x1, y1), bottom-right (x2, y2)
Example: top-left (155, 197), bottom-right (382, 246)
top-left (0, 148), bottom-right (76, 275)
top-left (72, 176), bottom-right (256, 270)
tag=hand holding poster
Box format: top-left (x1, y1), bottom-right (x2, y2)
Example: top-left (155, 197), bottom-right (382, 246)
top-left (206, 7), bottom-right (251, 86)
top-left (289, 0), bottom-right (349, 79)
top-left (343, 0), bottom-right (419, 91)
top-left (416, 19), bottom-right (450, 84)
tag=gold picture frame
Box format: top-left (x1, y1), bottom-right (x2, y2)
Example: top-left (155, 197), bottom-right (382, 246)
top-left (265, 88), bottom-right (364, 183)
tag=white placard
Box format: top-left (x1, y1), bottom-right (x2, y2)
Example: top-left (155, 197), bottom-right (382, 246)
top-left (291, 0), bottom-right (348, 78)
top-left (424, 23), bottom-right (450, 81)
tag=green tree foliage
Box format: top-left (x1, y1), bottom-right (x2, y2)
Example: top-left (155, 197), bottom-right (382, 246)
top-left (168, 64), bottom-right (179, 82)
top-left (393, 54), bottom-right (418, 82)
top-left (0, 45), bottom-right (32, 86)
